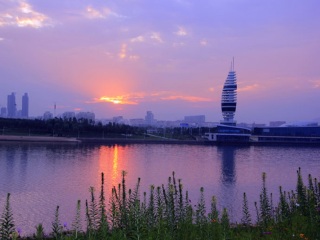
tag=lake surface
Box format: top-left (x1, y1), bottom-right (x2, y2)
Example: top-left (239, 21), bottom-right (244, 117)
top-left (0, 142), bottom-right (319, 236)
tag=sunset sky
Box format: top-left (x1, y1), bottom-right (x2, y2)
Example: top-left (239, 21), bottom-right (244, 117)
top-left (0, 0), bottom-right (319, 123)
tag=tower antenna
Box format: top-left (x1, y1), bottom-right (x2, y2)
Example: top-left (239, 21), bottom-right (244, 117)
top-left (232, 57), bottom-right (235, 71)
top-left (54, 102), bottom-right (56, 118)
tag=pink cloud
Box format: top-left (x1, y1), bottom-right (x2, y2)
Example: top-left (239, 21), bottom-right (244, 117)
top-left (160, 95), bottom-right (211, 102)
top-left (309, 80), bottom-right (320, 88)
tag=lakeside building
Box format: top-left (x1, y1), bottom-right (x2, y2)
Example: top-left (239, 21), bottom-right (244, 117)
top-left (280, 121), bottom-right (318, 127)
top-left (204, 125), bottom-right (251, 142)
top-left (252, 123), bottom-right (267, 128)
top-left (269, 121), bottom-right (286, 127)
top-left (205, 60), bottom-right (251, 142)
top-left (251, 126), bottom-right (320, 144)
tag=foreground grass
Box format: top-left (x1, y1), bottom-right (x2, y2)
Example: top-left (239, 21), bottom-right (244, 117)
top-left (1, 168), bottom-right (319, 240)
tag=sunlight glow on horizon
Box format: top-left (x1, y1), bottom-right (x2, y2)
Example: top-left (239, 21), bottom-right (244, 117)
top-left (96, 91), bottom-right (214, 106)
top-left (99, 96), bottom-right (138, 105)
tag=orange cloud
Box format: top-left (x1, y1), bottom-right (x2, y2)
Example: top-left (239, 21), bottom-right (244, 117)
top-left (237, 83), bottom-right (259, 92)
top-left (0, 0), bottom-right (53, 28)
top-left (117, 44), bottom-right (139, 60)
top-left (90, 91), bottom-right (212, 106)
top-left (98, 96), bottom-right (138, 105)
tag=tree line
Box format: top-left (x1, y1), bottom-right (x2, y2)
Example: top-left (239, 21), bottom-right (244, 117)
top-left (0, 117), bottom-right (140, 138)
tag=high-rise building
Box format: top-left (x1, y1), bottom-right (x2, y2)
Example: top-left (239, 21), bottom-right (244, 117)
top-left (22, 93), bottom-right (29, 118)
top-left (221, 60), bottom-right (237, 126)
top-left (145, 111), bottom-right (155, 125)
top-left (7, 92), bottom-right (16, 118)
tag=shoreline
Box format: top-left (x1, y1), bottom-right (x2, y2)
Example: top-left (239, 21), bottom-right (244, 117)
top-left (0, 135), bottom-right (320, 146)
top-left (0, 135), bottom-right (80, 143)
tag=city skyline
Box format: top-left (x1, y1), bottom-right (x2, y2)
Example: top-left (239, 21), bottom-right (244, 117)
top-left (0, 0), bottom-right (319, 123)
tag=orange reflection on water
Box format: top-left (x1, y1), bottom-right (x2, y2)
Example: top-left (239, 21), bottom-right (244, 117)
top-left (112, 145), bottom-right (119, 185)
top-left (98, 145), bottom-right (124, 189)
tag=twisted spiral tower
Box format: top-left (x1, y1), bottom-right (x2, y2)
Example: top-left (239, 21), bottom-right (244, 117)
top-left (221, 59), bottom-right (237, 125)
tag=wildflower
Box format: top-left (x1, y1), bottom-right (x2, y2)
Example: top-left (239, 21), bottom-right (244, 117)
top-left (17, 228), bottom-right (21, 236)
top-left (296, 203), bottom-right (300, 207)
top-left (64, 222), bottom-right (68, 229)
top-left (300, 233), bottom-right (305, 238)
top-left (211, 219), bottom-right (217, 223)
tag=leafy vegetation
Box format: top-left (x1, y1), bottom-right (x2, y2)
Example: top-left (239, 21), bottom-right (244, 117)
top-left (1, 169), bottom-right (319, 239)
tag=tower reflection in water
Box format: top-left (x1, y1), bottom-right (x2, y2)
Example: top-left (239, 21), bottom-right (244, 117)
top-left (218, 146), bottom-right (237, 220)
top-left (220, 146), bottom-right (236, 185)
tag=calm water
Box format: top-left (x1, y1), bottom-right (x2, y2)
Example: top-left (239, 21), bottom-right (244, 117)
top-left (0, 142), bottom-right (319, 236)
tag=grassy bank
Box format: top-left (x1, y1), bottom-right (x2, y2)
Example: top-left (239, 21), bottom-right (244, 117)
top-left (1, 169), bottom-right (319, 240)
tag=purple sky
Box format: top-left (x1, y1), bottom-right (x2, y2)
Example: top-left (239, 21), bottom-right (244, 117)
top-left (0, 0), bottom-right (319, 123)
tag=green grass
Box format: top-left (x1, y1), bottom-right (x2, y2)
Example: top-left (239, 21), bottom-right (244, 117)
top-left (1, 168), bottom-right (319, 239)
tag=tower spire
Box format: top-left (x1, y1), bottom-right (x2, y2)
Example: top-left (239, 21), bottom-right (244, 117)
top-left (232, 57), bottom-right (235, 71)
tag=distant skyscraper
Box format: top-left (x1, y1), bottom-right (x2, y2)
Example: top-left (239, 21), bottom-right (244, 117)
top-left (221, 60), bottom-right (237, 126)
top-left (7, 92), bottom-right (16, 118)
top-left (22, 93), bottom-right (29, 118)
top-left (145, 111), bottom-right (155, 125)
